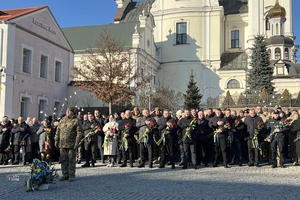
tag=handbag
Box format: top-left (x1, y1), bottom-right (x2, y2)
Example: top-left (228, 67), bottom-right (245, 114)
top-left (20, 139), bottom-right (26, 146)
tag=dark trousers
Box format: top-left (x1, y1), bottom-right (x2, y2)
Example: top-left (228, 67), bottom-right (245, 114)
top-left (97, 135), bottom-right (104, 161)
top-left (247, 139), bottom-right (259, 164)
top-left (84, 140), bottom-right (97, 164)
top-left (0, 152), bottom-right (8, 163)
top-left (214, 137), bottom-right (227, 165)
top-left (140, 143), bottom-right (153, 165)
top-left (183, 142), bottom-right (196, 166)
top-left (230, 140), bottom-right (242, 164)
top-left (160, 137), bottom-right (175, 166)
top-left (196, 140), bottom-right (209, 165)
top-left (122, 142), bottom-right (133, 164)
top-left (13, 145), bottom-right (26, 163)
top-left (31, 142), bottom-right (39, 160)
top-left (271, 136), bottom-right (285, 166)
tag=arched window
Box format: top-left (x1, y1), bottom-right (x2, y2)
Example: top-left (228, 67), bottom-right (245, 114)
top-left (267, 49), bottom-right (271, 59)
top-left (271, 24), bottom-right (274, 36)
top-left (284, 48), bottom-right (289, 60)
top-left (227, 79), bottom-right (240, 89)
top-left (275, 48), bottom-right (281, 59)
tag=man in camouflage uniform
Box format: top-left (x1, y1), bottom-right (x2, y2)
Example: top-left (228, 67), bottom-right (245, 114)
top-left (55, 107), bottom-right (82, 182)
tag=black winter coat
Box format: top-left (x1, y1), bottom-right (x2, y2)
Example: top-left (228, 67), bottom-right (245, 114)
top-left (0, 122), bottom-right (12, 152)
top-left (208, 115), bottom-right (228, 138)
top-left (157, 116), bottom-right (177, 138)
top-left (118, 117), bottom-right (137, 144)
top-left (178, 115), bottom-right (197, 143)
top-left (243, 115), bottom-right (264, 140)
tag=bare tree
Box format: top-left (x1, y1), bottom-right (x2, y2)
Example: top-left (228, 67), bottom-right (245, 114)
top-left (72, 29), bottom-right (152, 114)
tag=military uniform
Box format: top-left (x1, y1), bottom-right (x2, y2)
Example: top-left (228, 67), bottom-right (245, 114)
top-left (55, 110), bottom-right (83, 181)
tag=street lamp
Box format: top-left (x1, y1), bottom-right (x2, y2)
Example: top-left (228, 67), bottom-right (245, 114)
top-left (145, 85), bottom-right (156, 111)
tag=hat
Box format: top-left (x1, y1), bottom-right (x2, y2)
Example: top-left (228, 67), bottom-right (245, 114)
top-left (133, 107), bottom-right (139, 112)
top-left (154, 107), bottom-right (160, 111)
top-left (67, 107), bottom-right (75, 113)
top-left (263, 108), bottom-right (269, 112)
top-left (244, 109), bottom-right (249, 114)
top-left (273, 110), bottom-right (280, 114)
top-left (176, 110), bottom-right (182, 116)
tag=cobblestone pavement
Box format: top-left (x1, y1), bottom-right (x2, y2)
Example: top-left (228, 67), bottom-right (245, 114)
top-left (1, 161), bottom-right (300, 200)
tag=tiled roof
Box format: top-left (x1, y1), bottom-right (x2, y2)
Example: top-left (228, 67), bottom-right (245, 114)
top-left (265, 36), bottom-right (294, 46)
top-left (62, 21), bottom-right (143, 53)
top-left (219, 0), bottom-right (248, 15)
top-left (271, 60), bottom-right (300, 76)
top-left (219, 51), bottom-right (248, 70)
top-left (0, 6), bottom-right (46, 21)
top-left (120, 0), bottom-right (155, 22)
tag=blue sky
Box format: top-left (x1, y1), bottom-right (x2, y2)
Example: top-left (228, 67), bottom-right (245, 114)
top-left (1, 0), bottom-right (300, 60)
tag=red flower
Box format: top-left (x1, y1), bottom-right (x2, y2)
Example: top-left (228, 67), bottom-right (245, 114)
top-left (193, 117), bottom-right (197, 121)
top-left (149, 121), bottom-right (156, 126)
top-left (125, 123), bottom-right (131, 128)
top-left (96, 126), bottom-right (102, 132)
top-left (257, 121), bottom-right (263, 126)
top-left (285, 118), bottom-right (291, 125)
top-left (227, 123), bottom-right (231, 129)
top-left (235, 119), bottom-right (240, 125)
top-left (4, 149), bottom-right (9, 153)
top-left (170, 122), bottom-right (176, 129)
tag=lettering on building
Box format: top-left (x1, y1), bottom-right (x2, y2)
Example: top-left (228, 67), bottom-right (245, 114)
top-left (32, 18), bottom-right (57, 35)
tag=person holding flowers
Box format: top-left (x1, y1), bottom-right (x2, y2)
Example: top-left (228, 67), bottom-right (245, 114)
top-left (178, 109), bottom-right (198, 169)
top-left (81, 113), bottom-right (101, 167)
top-left (209, 108), bottom-right (229, 168)
top-left (157, 109), bottom-right (177, 169)
top-left (136, 108), bottom-right (157, 168)
top-left (103, 115), bottom-right (119, 167)
top-left (0, 116), bottom-right (12, 165)
top-left (265, 110), bottom-right (290, 168)
top-left (37, 119), bottom-right (54, 162)
top-left (196, 110), bottom-right (210, 167)
top-left (244, 109), bottom-right (264, 167)
top-left (290, 112), bottom-right (300, 166)
top-left (118, 110), bottom-right (137, 167)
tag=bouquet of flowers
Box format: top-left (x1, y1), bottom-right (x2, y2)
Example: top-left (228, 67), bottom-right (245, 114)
top-left (138, 121), bottom-right (156, 146)
top-left (264, 120), bottom-right (288, 142)
top-left (252, 121), bottom-right (263, 153)
top-left (4, 145), bottom-right (12, 153)
top-left (182, 117), bottom-right (197, 142)
top-left (103, 127), bottom-right (117, 151)
top-left (213, 122), bottom-right (231, 145)
top-left (234, 119), bottom-right (241, 127)
top-left (25, 159), bottom-right (58, 192)
top-left (44, 128), bottom-right (52, 159)
top-left (76, 125), bottom-right (102, 149)
top-left (119, 123), bottom-right (131, 151)
top-left (156, 121), bottom-right (176, 146)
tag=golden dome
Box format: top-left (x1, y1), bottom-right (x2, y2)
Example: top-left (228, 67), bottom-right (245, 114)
top-left (268, 0), bottom-right (286, 19)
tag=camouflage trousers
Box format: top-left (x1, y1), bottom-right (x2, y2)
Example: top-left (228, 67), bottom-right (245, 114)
top-left (60, 148), bottom-right (76, 178)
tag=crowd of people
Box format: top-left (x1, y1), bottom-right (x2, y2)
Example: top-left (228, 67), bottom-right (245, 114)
top-left (1, 105), bottom-right (300, 181)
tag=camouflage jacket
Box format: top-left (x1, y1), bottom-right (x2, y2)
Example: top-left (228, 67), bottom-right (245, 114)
top-left (55, 115), bottom-right (83, 149)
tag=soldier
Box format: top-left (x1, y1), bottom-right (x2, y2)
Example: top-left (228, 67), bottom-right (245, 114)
top-left (55, 107), bottom-right (83, 182)
top-left (136, 108), bottom-right (156, 168)
top-left (118, 110), bottom-right (137, 167)
top-left (81, 113), bottom-right (100, 167)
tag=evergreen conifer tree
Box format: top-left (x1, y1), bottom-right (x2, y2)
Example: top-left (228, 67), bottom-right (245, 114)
top-left (246, 35), bottom-right (274, 94)
top-left (183, 71), bottom-right (202, 110)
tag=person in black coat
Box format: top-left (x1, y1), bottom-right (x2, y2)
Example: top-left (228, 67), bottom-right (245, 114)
top-left (11, 117), bottom-right (31, 165)
top-left (118, 110), bottom-right (137, 167)
top-left (178, 109), bottom-right (198, 169)
top-left (290, 112), bottom-right (300, 165)
top-left (157, 109), bottom-right (177, 169)
top-left (209, 108), bottom-right (229, 168)
top-left (243, 109), bottom-right (264, 167)
top-left (0, 117), bottom-right (12, 165)
top-left (81, 113), bottom-right (101, 167)
top-left (136, 108), bottom-right (157, 168)
top-left (265, 110), bottom-right (289, 168)
top-left (196, 110), bottom-right (210, 167)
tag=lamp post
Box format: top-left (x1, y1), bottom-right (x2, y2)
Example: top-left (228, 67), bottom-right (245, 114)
top-left (145, 85), bottom-right (156, 111)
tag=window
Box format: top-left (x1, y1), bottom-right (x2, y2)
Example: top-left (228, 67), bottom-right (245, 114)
top-left (265, 16), bottom-right (270, 30)
top-left (55, 61), bottom-right (62, 83)
top-left (176, 22), bottom-right (187, 44)
top-left (40, 55), bottom-right (48, 79)
top-left (20, 97), bottom-right (30, 118)
top-left (38, 99), bottom-right (47, 121)
top-left (284, 48), bottom-right (289, 60)
top-left (276, 23), bottom-right (279, 35)
top-left (275, 63), bottom-right (285, 75)
top-left (22, 48), bottom-right (32, 74)
top-left (227, 79), bottom-right (240, 89)
top-left (231, 30), bottom-right (239, 48)
top-left (271, 24), bottom-right (274, 36)
top-left (275, 48), bottom-right (281, 59)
